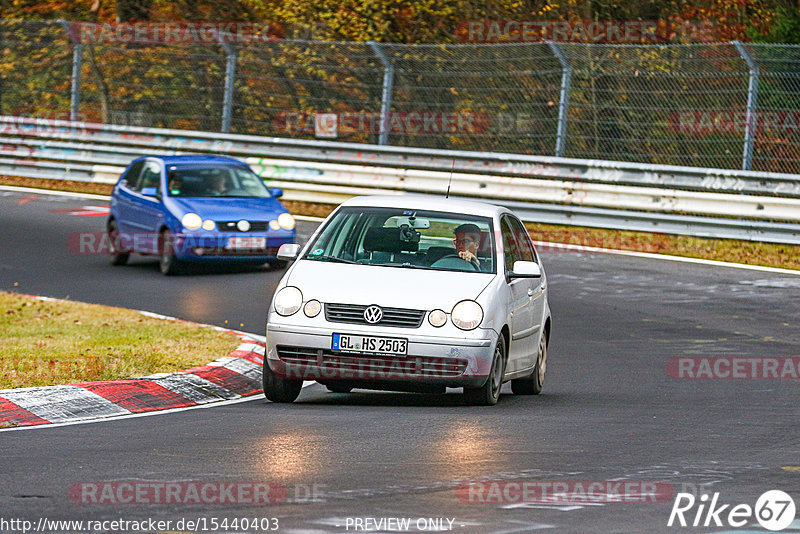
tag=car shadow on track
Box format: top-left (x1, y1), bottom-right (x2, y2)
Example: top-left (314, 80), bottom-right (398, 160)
top-left (283, 385), bottom-right (568, 408)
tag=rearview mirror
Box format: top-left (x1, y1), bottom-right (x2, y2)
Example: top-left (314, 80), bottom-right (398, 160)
top-left (277, 243), bottom-right (301, 261)
top-left (507, 260), bottom-right (541, 280)
top-left (395, 216), bottom-right (430, 229)
top-left (141, 187), bottom-right (159, 198)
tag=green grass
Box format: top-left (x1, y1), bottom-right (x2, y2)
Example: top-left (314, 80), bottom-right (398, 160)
top-left (0, 292), bottom-right (241, 389)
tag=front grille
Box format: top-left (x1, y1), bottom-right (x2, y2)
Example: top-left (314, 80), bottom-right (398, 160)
top-left (216, 221), bottom-right (270, 232)
top-left (325, 303), bottom-right (425, 328)
top-left (276, 346), bottom-right (467, 378)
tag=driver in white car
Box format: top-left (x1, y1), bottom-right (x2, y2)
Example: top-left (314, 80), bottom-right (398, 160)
top-left (453, 223), bottom-right (482, 270)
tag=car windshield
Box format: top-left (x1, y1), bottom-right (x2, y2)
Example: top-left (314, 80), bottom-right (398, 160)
top-left (166, 165), bottom-right (271, 198)
top-left (304, 207), bottom-right (496, 274)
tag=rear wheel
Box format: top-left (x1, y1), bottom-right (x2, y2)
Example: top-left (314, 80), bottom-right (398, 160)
top-left (107, 220), bottom-right (129, 266)
top-left (511, 332), bottom-right (547, 395)
top-left (158, 229), bottom-right (182, 276)
top-left (464, 334), bottom-right (506, 406)
top-left (325, 383), bottom-right (353, 394)
top-left (262, 363), bottom-right (303, 403)
top-left (266, 259), bottom-right (288, 270)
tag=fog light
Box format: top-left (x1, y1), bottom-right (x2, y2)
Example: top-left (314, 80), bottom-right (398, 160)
top-left (428, 309), bottom-right (447, 327)
top-left (304, 299), bottom-right (322, 318)
top-left (237, 220), bottom-right (251, 232)
top-left (269, 220), bottom-right (280, 230)
top-left (202, 219), bottom-right (216, 231)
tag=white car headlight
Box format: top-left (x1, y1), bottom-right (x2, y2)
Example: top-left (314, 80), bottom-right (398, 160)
top-left (428, 309), bottom-right (447, 327)
top-left (278, 212), bottom-right (296, 230)
top-left (451, 300), bottom-right (483, 330)
top-left (181, 212), bottom-right (203, 231)
top-left (274, 286), bottom-right (303, 316)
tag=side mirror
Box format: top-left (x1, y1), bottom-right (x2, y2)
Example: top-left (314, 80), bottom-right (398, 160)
top-left (277, 243), bottom-right (301, 261)
top-left (141, 187), bottom-right (159, 198)
top-left (507, 260), bottom-right (541, 281)
top-left (269, 188), bottom-right (284, 198)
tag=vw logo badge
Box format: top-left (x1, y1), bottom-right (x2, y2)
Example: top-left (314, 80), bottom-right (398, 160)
top-left (363, 305), bottom-right (383, 324)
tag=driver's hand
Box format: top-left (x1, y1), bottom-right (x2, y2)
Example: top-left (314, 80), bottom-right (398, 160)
top-left (458, 250), bottom-right (478, 264)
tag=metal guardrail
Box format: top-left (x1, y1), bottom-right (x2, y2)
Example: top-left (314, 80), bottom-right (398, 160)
top-left (1, 115), bottom-right (800, 244)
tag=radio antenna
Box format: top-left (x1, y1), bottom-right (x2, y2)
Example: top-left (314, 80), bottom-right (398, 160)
top-left (445, 159), bottom-right (455, 199)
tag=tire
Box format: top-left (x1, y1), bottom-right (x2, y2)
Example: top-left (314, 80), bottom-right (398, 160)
top-left (464, 334), bottom-right (507, 406)
top-left (511, 331), bottom-right (547, 395)
top-left (107, 220), bottom-right (129, 266)
top-left (326, 384), bottom-right (353, 394)
top-left (158, 229), bottom-right (182, 276)
top-left (262, 363), bottom-right (303, 403)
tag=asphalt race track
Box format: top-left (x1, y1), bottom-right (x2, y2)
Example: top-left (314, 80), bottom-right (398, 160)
top-left (2, 188), bottom-right (800, 533)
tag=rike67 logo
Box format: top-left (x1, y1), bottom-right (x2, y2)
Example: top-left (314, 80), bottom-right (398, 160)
top-left (668, 490), bottom-right (796, 531)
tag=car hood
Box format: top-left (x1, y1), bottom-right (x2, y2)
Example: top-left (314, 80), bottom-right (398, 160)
top-left (167, 197), bottom-right (285, 220)
top-left (286, 260), bottom-right (495, 310)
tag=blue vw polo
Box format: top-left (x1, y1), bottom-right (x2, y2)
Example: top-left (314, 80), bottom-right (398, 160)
top-left (107, 155), bottom-right (296, 275)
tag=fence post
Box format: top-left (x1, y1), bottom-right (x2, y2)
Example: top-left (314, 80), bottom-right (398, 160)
top-left (219, 40), bottom-right (237, 133)
top-left (547, 41), bottom-right (572, 158)
top-left (59, 20), bottom-right (82, 122)
top-left (369, 41), bottom-right (394, 146)
top-left (733, 41), bottom-right (759, 171)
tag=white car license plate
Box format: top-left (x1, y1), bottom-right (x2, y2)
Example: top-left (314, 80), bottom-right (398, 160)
top-left (331, 333), bottom-right (408, 356)
top-left (226, 236), bottom-right (266, 250)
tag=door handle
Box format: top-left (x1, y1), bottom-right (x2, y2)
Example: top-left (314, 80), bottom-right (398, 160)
top-left (527, 288), bottom-right (534, 297)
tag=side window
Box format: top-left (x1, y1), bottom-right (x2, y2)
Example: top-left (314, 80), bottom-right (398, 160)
top-left (500, 216), bottom-right (519, 272)
top-left (138, 161), bottom-right (162, 193)
top-left (508, 216), bottom-right (536, 263)
top-left (122, 161), bottom-right (145, 191)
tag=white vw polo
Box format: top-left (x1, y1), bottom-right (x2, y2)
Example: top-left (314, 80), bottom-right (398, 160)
top-left (264, 195), bottom-right (551, 405)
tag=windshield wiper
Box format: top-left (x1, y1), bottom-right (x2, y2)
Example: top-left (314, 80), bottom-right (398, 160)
top-left (307, 255), bottom-right (357, 264)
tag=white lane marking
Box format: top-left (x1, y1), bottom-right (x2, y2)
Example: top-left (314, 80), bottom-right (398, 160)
top-left (534, 240), bottom-right (800, 275)
top-left (0, 385), bottom-right (130, 422)
top-left (0, 184), bottom-right (110, 200)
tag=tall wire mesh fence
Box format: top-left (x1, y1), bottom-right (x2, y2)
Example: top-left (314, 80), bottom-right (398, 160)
top-left (2, 20), bottom-right (799, 173)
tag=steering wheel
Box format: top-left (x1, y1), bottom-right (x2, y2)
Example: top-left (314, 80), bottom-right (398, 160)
top-left (431, 254), bottom-right (479, 271)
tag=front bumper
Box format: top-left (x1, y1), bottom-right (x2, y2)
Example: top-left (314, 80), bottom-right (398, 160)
top-left (266, 322), bottom-right (497, 388)
top-left (173, 232), bottom-right (294, 261)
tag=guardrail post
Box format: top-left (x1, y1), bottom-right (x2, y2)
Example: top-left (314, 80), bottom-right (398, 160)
top-left (733, 41), bottom-right (759, 171)
top-left (59, 20), bottom-right (82, 122)
top-left (220, 40), bottom-right (237, 133)
top-left (369, 41), bottom-right (394, 146)
top-left (547, 41), bottom-right (572, 158)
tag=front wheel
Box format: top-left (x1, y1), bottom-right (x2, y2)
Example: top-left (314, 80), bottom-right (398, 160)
top-left (511, 332), bottom-right (547, 395)
top-left (107, 220), bottom-right (129, 266)
top-left (158, 230), bottom-right (182, 276)
top-left (464, 334), bottom-right (506, 406)
top-left (262, 363), bottom-right (303, 403)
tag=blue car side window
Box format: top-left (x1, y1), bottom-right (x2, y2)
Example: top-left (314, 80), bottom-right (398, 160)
top-left (122, 161), bottom-right (145, 191)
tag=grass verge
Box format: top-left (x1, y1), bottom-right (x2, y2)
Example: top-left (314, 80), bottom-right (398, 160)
top-left (2, 175), bottom-right (799, 271)
top-left (0, 291), bottom-right (241, 390)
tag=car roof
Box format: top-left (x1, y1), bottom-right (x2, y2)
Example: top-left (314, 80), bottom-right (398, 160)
top-left (339, 195), bottom-right (510, 218)
top-left (139, 155), bottom-right (247, 167)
